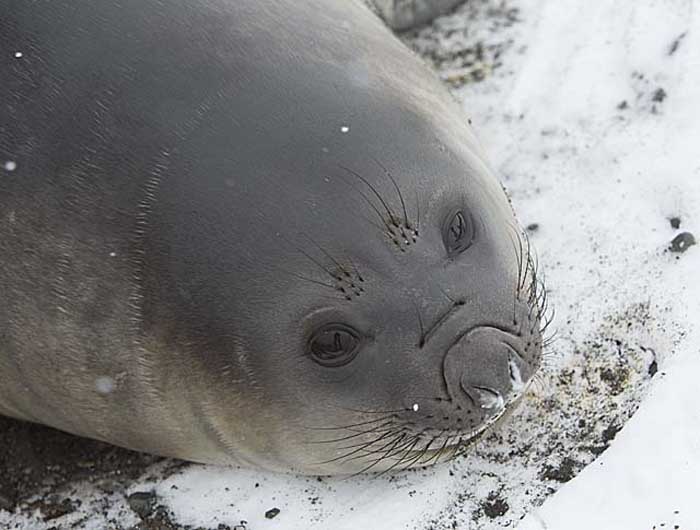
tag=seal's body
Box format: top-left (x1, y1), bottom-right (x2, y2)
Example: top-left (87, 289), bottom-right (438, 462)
top-left (0, 0), bottom-right (545, 474)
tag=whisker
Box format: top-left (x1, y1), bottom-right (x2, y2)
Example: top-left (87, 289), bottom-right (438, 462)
top-left (335, 170), bottom-right (395, 233)
top-left (433, 434), bottom-right (456, 465)
top-left (344, 255), bottom-right (365, 283)
top-left (346, 433), bottom-right (410, 476)
top-left (339, 430), bottom-right (410, 461)
top-left (418, 432), bottom-right (448, 466)
top-left (333, 404), bottom-right (410, 415)
top-left (305, 415), bottom-right (396, 432)
top-left (293, 244), bottom-right (341, 282)
top-left (446, 435), bottom-right (465, 462)
top-left (339, 165), bottom-right (398, 227)
top-left (331, 429), bottom-right (403, 452)
top-left (299, 232), bottom-right (345, 272)
top-left (271, 267), bottom-right (337, 290)
top-left (414, 189), bottom-right (420, 235)
top-left (376, 436), bottom-right (422, 476)
top-left (314, 430), bottom-right (398, 465)
top-left (373, 157), bottom-right (409, 229)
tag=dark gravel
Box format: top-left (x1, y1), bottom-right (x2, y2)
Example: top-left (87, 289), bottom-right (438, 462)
top-left (0, 415), bottom-right (163, 514)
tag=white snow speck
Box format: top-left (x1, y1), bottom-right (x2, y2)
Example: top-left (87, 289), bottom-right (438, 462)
top-left (412, 403), bottom-right (419, 412)
top-left (14, 51), bottom-right (23, 58)
top-left (4, 161), bottom-right (17, 171)
top-left (509, 357), bottom-right (525, 394)
top-left (340, 125), bottom-right (350, 133)
top-left (95, 376), bottom-right (115, 395)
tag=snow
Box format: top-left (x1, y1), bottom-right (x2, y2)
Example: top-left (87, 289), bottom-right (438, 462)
top-left (520, 342), bottom-right (700, 530)
top-left (2, 0), bottom-right (699, 528)
top-left (502, 1), bottom-right (700, 527)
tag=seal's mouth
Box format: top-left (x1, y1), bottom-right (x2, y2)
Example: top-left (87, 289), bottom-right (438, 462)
top-left (403, 385), bottom-right (532, 465)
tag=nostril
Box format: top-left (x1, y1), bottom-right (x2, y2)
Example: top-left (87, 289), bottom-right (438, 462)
top-left (469, 386), bottom-right (505, 412)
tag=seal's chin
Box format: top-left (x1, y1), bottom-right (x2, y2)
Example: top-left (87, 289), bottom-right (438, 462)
top-left (397, 380), bottom-right (536, 470)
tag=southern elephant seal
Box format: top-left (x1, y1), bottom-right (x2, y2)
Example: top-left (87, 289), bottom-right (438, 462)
top-left (0, 0), bottom-right (547, 474)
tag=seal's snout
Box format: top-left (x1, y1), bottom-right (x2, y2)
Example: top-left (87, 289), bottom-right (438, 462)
top-left (441, 305), bottom-right (542, 425)
top-left (460, 383), bottom-right (505, 414)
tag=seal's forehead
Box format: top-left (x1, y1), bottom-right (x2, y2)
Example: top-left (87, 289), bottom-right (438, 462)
top-left (151, 78), bottom-right (514, 283)
top-left (165, 113), bottom-right (505, 255)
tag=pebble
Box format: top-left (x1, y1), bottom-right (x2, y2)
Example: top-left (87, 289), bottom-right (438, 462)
top-left (670, 232), bottom-right (696, 253)
top-left (127, 490), bottom-right (157, 519)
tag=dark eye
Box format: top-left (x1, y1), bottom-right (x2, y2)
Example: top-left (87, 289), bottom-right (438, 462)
top-left (443, 209), bottom-right (475, 257)
top-left (308, 324), bottom-right (361, 367)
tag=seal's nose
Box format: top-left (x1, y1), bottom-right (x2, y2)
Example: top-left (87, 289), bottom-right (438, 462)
top-left (460, 382), bottom-right (505, 415)
top-left (444, 330), bottom-right (511, 415)
top-left (443, 322), bottom-right (535, 419)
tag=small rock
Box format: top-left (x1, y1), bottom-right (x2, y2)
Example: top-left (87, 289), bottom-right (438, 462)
top-left (482, 492), bottom-right (509, 518)
top-left (669, 216), bottom-right (681, 229)
top-left (668, 32), bottom-right (687, 55)
top-left (541, 457), bottom-right (578, 483)
top-left (648, 359), bottom-right (658, 377)
top-left (30, 497), bottom-right (76, 522)
top-left (617, 100), bottom-right (628, 110)
top-left (670, 232), bottom-right (696, 253)
top-left (265, 507), bottom-right (281, 519)
top-left (127, 490), bottom-right (157, 520)
top-left (601, 422), bottom-right (621, 445)
top-left (652, 88), bottom-right (667, 102)
top-left (526, 222), bottom-right (539, 232)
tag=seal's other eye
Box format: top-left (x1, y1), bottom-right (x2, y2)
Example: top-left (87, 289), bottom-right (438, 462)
top-left (443, 209), bottom-right (475, 257)
top-left (308, 324), bottom-right (361, 367)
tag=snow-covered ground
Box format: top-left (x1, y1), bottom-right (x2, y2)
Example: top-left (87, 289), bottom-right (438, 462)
top-left (2, 0), bottom-right (698, 528)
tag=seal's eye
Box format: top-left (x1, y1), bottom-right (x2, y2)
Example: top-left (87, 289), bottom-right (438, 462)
top-left (443, 209), bottom-right (475, 257)
top-left (308, 324), bottom-right (361, 367)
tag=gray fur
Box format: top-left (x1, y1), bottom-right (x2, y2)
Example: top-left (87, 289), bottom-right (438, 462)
top-left (0, 0), bottom-right (542, 474)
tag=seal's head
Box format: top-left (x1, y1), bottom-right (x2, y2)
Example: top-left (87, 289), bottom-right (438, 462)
top-left (148, 107), bottom-right (547, 475)
top-left (132, 0), bottom-right (548, 474)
